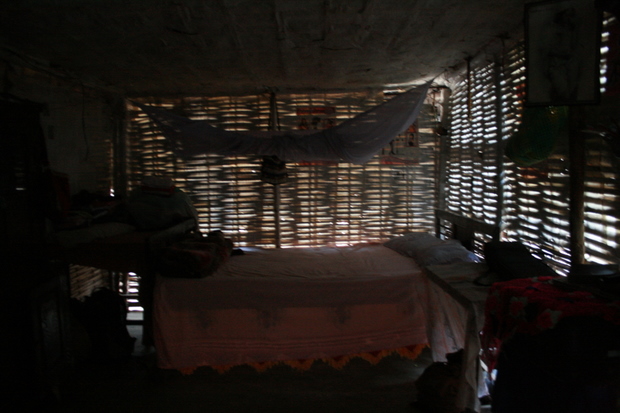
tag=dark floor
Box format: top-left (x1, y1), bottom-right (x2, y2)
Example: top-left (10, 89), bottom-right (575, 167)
top-left (50, 325), bottom-right (490, 413)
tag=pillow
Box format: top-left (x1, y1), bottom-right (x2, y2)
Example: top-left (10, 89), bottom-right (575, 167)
top-left (415, 240), bottom-right (480, 267)
top-left (383, 232), bottom-right (444, 258)
top-left (384, 232), bottom-right (479, 266)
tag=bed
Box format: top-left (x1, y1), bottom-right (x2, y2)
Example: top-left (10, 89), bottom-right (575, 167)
top-left (50, 179), bottom-right (200, 345)
top-left (152, 210), bottom-right (498, 374)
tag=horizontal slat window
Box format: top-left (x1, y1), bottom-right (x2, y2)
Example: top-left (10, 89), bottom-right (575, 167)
top-left (443, 61), bottom-right (501, 255)
top-left (583, 14), bottom-right (620, 265)
top-left (499, 43), bottom-right (572, 273)
top-left (446, 12), bottom-right (620, 273)
top-left (445, 62), bottom-right (500, 224)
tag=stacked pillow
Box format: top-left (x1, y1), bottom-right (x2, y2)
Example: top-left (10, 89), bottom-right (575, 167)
top-left (384, 232), bottom-right (479, 267)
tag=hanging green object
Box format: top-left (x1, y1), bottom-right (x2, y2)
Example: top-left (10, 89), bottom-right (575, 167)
top-left (505, 106), bottom-right (568, 166)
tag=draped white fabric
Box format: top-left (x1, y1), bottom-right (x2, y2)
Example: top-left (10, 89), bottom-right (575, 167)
top-left (135, 81), bottom-right (431, 164)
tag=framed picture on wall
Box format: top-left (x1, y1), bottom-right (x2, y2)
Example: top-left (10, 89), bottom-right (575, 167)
top-left (525, 0), bottom-right (602, 106)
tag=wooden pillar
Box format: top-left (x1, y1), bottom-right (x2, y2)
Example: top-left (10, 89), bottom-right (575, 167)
top-left (274, 184), bottom-right (281, 248)
top-left (568, 107), bottom-right (585, 270)
top-left (493, 60), bottom-right (505, 234)
top-left (436, 88), bottom-right (451, 213)
top-left (268, 91), bottom-right (282, 248)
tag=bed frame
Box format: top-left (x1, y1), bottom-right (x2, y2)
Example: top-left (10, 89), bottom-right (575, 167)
top-left (150, 209), bottom-right (502, 373)
top-left (430, 209), bottom-right (500, 413)
top-left (434, 209), bottom-right (500, 254)
top-left (54, 218), bottom-right (197, 345)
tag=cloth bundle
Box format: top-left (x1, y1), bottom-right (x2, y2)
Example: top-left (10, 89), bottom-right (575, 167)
top-left (260, 155), bottom-right (288, 185)
top-left (159, 231), bottom-right (234, 278)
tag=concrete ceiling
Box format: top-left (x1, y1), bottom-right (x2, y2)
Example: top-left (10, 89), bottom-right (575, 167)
top-left (0, 0), bottom-right (529, 97)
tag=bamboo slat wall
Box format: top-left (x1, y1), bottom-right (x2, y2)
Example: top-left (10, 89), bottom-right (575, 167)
top-left (446, 23), bottom-right (620, 274)
top-left (126, 88), bottom-right (441, 247)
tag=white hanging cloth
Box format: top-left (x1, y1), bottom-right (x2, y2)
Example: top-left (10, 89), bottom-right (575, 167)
top-left (135, 81), bottom-right (431, 165)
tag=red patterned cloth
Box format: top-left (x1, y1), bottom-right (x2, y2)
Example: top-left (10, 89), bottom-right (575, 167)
top-left (480, 276), bottom-right (620, 371)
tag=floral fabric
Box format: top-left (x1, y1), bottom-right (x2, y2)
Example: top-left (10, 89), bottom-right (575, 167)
top-left (481, 276), bottom-right (620, 371)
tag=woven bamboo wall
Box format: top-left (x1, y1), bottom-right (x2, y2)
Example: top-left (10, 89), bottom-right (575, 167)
top-left (445, 20), bottom-right (620, 274)
top-left (127, 88), bottom-right (441, 247)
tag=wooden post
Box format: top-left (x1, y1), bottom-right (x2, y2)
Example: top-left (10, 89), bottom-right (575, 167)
top-left (568, 106), bottom-right (585, 272)
top-left (494, 60), bottom-right (505, 234)
top-left (274, 184), bottom-right (281, 248)
top-left (436, 87), bottom-right (451, 213)
top-left (268, 91), bottom-right (282, 248)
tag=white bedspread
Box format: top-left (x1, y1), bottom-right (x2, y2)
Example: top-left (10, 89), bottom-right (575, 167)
top-left (154, 243), bottom-right (428, 371)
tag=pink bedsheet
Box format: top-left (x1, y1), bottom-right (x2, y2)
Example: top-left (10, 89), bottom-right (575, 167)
top-left (153, 243), bottom-right (429, 371)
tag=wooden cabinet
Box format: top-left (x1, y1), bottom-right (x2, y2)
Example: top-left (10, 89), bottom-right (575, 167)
top-left (0, 96), bottom-right (71, 410)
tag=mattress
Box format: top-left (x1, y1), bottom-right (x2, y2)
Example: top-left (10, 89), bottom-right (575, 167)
top-left (153, 243), bottom-right (429, 371)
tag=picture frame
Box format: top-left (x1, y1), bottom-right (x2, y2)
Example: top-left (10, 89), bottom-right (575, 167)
top-left (525, 0), bottom-right (602, 106)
